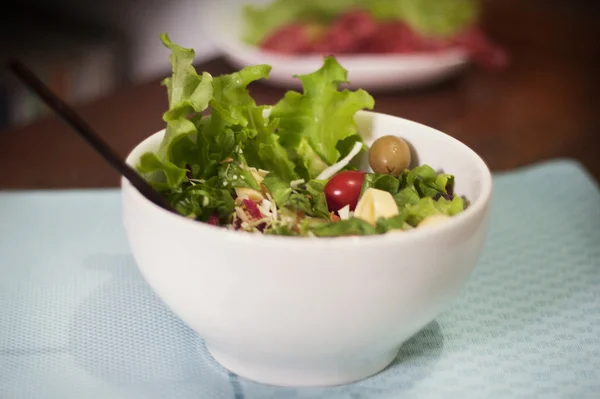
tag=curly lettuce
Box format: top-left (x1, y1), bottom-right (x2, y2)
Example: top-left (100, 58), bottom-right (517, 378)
top-left (136, 35), bottom-right (373, 222)
top-left (135, 33), bottom-right (467, 234)
top-left (271, 56), bottom-right (374, 180)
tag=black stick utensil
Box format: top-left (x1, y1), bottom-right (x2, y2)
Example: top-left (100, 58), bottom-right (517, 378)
top-left (8, 59), bottom-right (177, 214)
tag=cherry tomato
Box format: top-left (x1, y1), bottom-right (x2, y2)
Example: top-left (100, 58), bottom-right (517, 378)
top-left (324, 171), bottom-right (365, 212)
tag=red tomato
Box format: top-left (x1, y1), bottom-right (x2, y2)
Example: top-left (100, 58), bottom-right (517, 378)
top-left (324, 171), bottom-right (366, 212)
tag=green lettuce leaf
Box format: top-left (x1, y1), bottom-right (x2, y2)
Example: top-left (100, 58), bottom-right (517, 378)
top-left (203, 66), bottom-right (298, 182)
top-left (397, 165), bottom-right (446, 200)
top-left (208, 65), bottom-right (270, 129)
top-left (271, 56), bottom-right (374, 179)
top-left (393, 165), bottom-right (462, 220)
top-left (262, 175), bottom-right (330, 218)
top-left (217, 162), bottom-right (261, 191)
top-left (375, 214), bottom-right (409, 233)
top-left (294, 138), bottom-right (330, 180)
top-left (164, 182), bottom-right (234, 222)
top-left (140, 34), bottom-right (299, 192)
top-left (160, 33), bottom-right (213, 120)
top-left (241, 107), bottom-right (298, 182)
top-left (158, 34), bottom-right (212, 160)
top-left (262, 175), bottom-right (292, 205)
top-left (303, 180), bottom-right (330, 218)
top-left (361, 173), bottom-right (400, 197)
top-left (404, 196), bottom-right (465, 226)
top-left (310, 213), bottom-right (410, 237)
top-left (394, 187), bottom-right (421, 209)
top-left (402, 165), bottom-right (437, 187)
top-left (434, 173), bottom-right (454, 194)
top-left (137, 33), bottom-right (215, 189)
top-left (137, 152), bottom-right (186, 190)
top-left (311, 218), bottom-right (378, 237)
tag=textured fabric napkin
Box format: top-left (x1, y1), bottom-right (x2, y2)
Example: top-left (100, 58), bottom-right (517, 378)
top-left (1, 159), bottom-right (599, 399)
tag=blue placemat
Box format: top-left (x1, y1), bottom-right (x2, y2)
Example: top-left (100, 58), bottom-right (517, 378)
top-left (1, 159), bottom-right (599, 399)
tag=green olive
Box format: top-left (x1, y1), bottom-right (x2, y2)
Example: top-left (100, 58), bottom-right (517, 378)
top-left (368, 135), bottom-right (411, 177)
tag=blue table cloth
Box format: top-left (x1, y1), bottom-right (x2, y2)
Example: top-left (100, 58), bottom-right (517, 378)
top-left (1, 159), bottom-right (599, 399)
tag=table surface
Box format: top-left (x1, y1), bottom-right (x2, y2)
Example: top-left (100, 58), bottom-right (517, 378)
top-left (1, 0), bottom-right (599, 189)
top-left (1, 158), bottom-right (600, 399)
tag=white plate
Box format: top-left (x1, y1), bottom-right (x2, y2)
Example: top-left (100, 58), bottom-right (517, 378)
top-left (203, 0), bottom-right (470, 91)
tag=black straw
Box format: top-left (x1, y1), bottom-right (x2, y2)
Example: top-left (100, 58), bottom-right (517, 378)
top-left (8, 59), bottom-right (177, 214)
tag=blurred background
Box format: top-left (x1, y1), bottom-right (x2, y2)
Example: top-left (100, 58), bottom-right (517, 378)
top-left (1, 0), bottom-right (218, 130)
top-left (0, 0), bottom-right (599, 186)
top-left (1, 0), bottom-right (598, 130)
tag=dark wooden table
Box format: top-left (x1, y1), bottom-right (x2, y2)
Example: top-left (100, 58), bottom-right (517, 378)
top-left (1, 0), bottom-right (599, 189)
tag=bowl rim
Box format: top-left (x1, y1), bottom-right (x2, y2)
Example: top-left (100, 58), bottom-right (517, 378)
top-left (122, 110), bottom-right (492, 249)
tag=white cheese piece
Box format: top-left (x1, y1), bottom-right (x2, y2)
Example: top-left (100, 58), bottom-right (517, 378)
top-left (354, 188), bottom-right (399, 226)
top-left (338, 204), bottom-right (351, 220)
top-left (316, 141), bottom-right (363, 181)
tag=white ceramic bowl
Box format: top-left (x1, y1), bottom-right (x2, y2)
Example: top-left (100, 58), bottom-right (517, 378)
top-left (122, 111), bottom-right (492, 387)
top-left (203, 0), bottom-right (469, 91)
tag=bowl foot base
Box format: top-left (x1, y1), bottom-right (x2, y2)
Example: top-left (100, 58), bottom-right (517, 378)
top-left (206, 344), bottom-right (399, 387)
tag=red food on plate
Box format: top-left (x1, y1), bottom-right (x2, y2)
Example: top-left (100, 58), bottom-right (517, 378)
top-left (259, 10), bottom-right (464, 55)
top-left (311, 10), bottom-right (378, 54)
top-left (362, 22), bottom-right (452, 54)
top-left (257, 9), bottom-right (510, 70)
top-left (259, 23), bottom-right (313, 54)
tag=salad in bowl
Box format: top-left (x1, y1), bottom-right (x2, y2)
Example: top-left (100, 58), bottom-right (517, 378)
top-left (122, 33), bottom-right (492, 387)
top-left (137, 34), bottom-right (468, 238)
